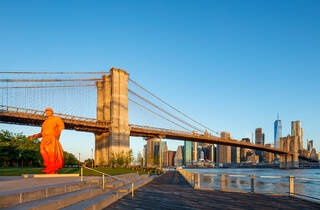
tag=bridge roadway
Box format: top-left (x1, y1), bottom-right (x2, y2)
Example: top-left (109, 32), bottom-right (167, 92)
top-left (0, 106), bottom-right (291, 155)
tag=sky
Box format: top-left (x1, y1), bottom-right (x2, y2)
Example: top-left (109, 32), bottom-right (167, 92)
top-left (0, 0), bottom-right (319, 161)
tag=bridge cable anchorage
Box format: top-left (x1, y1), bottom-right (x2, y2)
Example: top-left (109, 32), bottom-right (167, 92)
top-left (129, 78), bottom-right (220, 135)
top-left (128, 97), bottom-right (192, 132)
top-left (128, 89), bottom-right (203, 133)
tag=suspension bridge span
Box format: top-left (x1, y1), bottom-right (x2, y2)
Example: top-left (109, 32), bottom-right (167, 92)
top-left (0, 68), bottom-right (304, 168)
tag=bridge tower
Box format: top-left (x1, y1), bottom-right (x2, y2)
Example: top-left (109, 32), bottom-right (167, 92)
top-left (280, 135), bottom-right (299, 169)
top-left (95, 68), bottom-right (130, 166)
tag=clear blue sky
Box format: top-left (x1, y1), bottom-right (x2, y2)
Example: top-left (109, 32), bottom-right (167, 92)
top-left (1, 0), bottom-right (319, 160)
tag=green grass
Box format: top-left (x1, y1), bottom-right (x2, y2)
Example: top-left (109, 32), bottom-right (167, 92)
top-left (0, 167), bottom-right (152, 176)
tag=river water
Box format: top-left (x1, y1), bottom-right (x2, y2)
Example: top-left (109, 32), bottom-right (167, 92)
top-left (186, 168), bottom-right (320, 200)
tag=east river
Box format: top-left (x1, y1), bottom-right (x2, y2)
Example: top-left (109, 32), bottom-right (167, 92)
top-left (186, 168), bottom-right (320, 200)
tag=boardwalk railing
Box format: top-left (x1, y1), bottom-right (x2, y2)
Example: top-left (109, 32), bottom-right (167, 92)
top-left (80, 166), bottom-right (125, 190)
top-left (177, 169), bottom-right (320, 202)
top-left (177, 168), bottom-right (200, 189)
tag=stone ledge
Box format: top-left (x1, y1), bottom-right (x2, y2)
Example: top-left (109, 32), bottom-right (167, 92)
top-left (22, 174), bottom-right (80, 178)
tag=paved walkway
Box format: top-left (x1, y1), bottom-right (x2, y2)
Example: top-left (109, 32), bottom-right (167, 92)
top-left (107, 171), bottom-right (320, 210)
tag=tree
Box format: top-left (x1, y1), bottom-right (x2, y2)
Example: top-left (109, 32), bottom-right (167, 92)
top-left (0, 130), bottom-right (78, 167)
top-left (63, 151), bottom-right (79, 165)
top-left (136, 152), bottom-right (142, 166)
top-left (84, 158), bottom-right (94, 167)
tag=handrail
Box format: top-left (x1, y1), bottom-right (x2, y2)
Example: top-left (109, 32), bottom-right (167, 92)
top-left (0, 105), bottom-right (110, 126)
top-left (80, 166), bottom-right (123, 182)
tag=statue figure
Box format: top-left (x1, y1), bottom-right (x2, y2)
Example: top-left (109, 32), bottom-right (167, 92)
top-left (29, 108), bottom-right (64, 174)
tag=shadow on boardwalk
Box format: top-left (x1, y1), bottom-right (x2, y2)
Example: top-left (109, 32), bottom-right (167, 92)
top-left (106, 171), bottom-right (320, 210)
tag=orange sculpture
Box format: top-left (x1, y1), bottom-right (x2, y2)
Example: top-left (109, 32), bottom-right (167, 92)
top-left (29, 108), bottom-right (65, 174)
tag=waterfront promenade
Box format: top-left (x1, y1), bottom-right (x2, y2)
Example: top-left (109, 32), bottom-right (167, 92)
top-left (107, 171), bottom-right (320, 210)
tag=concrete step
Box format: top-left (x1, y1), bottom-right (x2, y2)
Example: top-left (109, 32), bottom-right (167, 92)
top-left (0, 173), bottom-right (138, 208)
top-left (2, 186), bottom-right (100, 210)
top-left (59, 175), bottom-right (155, 210)
top-left (18, 175), bottom-right (150, 210)
top-left (0, 180), bottom-right (99, 208)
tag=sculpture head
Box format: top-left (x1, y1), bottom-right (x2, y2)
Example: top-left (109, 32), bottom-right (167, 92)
top-left (45, 108), bottom-right (53, 117)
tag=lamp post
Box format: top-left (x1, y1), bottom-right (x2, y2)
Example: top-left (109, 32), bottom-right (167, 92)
top-left (91, 148), bottom-right (94, 168)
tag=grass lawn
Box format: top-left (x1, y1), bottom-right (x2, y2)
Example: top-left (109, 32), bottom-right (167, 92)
top-left (0, 167), bottom-right (150, 176)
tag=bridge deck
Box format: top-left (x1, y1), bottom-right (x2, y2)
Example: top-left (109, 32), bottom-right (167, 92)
top-left (0, 106), bottom-right (291, 155)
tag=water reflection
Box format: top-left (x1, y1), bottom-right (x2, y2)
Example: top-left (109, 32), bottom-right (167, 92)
top-left (190, 168), bottom-right (320, 199)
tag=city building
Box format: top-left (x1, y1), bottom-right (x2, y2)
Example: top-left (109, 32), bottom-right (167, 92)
top-left (255, 128), bottom-right (265, 162)
top-left (231, 146), bottom-right (240, 163)
top-left (240, 138), bottom-right (250, 162)
top-left (307, 140), bottom-right (313, 153)
top-left (274, 114), bottom-right (282, 148)
top-left (144, 138), bottom-right (166, 168)
top-left (208, 144), bottom-right (215, 162)
top-left (174, 146), bottom-right (184, 167)
top-left (255, 128), bottom-right (265, 145)
top-left (164, 150), bottom-right (176, 167)
top-left (217, 132), bottom-right (231, 164)
top-left (143, 144), bottom-right (147, 167)
top-left (184, 141), bottom-right (193, 166)
top-left (311, 148), bottom-right (318, 160)
top-left (291, 120), bottom-right (303, 151)
top-left (193, 142), bottom-right (198, 163)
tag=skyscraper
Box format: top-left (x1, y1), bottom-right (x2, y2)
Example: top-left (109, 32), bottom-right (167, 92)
top-left (217, 132), bottom-right (231, 164)
top-left (291, 120), bottom-right (303, 150)
top-left (307, 140), bottom-right (313, 153)
top-left (255, 128), bottom-right (264, 145)
top-left (184, 141), bottom-right (193, 166)
top-left (255, 128), bottom-right (265, 162)
top-left (274, 114), bottom-right (282, 148)
top-left (193, 142), bottom-right (198, 163)
top-left (174, 146), bottom-right (183, 166)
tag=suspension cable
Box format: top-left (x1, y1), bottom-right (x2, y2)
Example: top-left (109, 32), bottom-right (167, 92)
top-left (0, 84), bottom-right (96, 89)
top-left (0, 72), bottom-right (108, 74)
top-left (128, 98), bottom-right (192, 132)
top-left (128, 88), bottom-right (203, 133)
top-left (129, 78), bottom-right (219, 135)
top-left (0, 78), bottom-right (102, 82)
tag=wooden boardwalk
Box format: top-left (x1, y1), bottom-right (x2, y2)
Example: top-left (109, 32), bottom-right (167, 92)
top-left (106, 171), bottom-right (320, 210)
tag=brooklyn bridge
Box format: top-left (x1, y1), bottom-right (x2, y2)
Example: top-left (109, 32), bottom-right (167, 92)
top-left (0, 68), bottom-right (313, 168)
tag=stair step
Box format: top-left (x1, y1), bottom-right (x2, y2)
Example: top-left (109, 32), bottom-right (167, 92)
top-left (85, 176), bottom-right (155, 210)
top-left (24, 175), bottom-right (150, 210)
top-left (2, 186), bottom-right (100, 210)
top-left (0, 173), bottom-right (139, 208)
top-left (61, 176), bottom-right (155, 210)
top-left (0, 181), bottom-right (99, 208)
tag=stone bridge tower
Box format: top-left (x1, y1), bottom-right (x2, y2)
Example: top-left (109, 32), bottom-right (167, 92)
top-left (95, 68), bottom-right (130, 166)
top-left (280, 135), bottom-right (299, 168)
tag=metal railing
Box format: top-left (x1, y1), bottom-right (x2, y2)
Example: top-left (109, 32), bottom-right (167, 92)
top-left (0, 105), bottom-right (109, 126)
top-left (80, 166), bottom-right (124, 190)
top-left (178, 169), bottom-right (320, 202)
top-left (129, 124), bottom-right (194, 136)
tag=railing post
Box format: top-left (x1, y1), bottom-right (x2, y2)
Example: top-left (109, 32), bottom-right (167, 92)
top-left (102, 174), bottom-right (105, 190)
top-left (250, 175), bottom-right (255, 193)
top-left (194, 173), bottom-right (200, 189)
top-left (80, 167), bottom-right (83, 182)
top-left (132, 183), bottom-right (134, 198)
top-left (221, 174), bottom-right (225, 191)
top-left (289, 176), bottom-right (294, 196)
